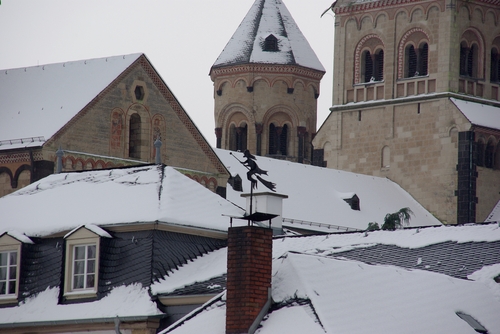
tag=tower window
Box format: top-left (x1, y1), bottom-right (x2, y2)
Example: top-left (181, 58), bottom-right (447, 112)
top-left (491, 48), bottom-right (500, 82)
top-left (229, 123), bottom-right (248, 152)
top-left (268, 124), bottom-right (288, 156)
top-left (264, 35), bottom-right (279, 52)
top-left (362, 49), bottom-right (384, 82)
top-left (405, 43), bottom-right (428, 77)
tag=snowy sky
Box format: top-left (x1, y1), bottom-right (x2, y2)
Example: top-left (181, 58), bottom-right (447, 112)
top-left (0, 0), bottom-right (335, 146)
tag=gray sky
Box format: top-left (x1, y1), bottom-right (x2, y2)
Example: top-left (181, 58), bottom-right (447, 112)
top-left (0, 0), bottom-right (334, 146)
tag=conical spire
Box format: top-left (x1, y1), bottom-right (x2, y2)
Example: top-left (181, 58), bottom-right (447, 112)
top-left (212, 0), bottom-right (324, 72)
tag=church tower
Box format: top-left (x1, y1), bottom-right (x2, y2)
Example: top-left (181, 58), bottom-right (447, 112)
top-left (313, 0), bottom-right (500, 224)
top-left (210, 0), bottom-right (325, 163)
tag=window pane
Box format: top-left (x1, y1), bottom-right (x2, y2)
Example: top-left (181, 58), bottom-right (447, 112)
top-left (74, 260), bottom-right (84, 274)
top-left (74, 246), bottom-right (86, 260)
top-left (87, 245), bottom-right (96, 259)
top-left (73, 275), bottom-right (84, 289)
top-left (9, 266), bottom-right (16, 280)
top-left (0, 282), bottom-right (5, 295)
top-left (9, 252), bottom-right (17, 265)
top-left (86, 274), bottom-right (95, 288)
top-left (0, 253), bottom-right (7, 266)
top-left (0, 268), bottom-right (6, 280)
top-left (87, 260), bottom-right (95, 274)
top-left (8, 281), bottom-right (16, 294)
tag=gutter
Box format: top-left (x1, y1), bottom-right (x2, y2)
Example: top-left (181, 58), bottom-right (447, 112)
top-left (0, 314), bottom-right (165, 329)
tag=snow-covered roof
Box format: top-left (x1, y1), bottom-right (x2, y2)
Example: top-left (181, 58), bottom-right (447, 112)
top-left (451, 97), bottom-right (500, 131)
top-left (0, 165), bottom-right (245, 237)
top-left (152, 223), bottom-right (500, 295)
top-left (487, 199), bottom-right (500, 222)
top-left (158, 224), bottom-right (500, 333)
top-left (0, 53), bottom-right (142, 150)
top-left (212, 0), bottom-right (324, 72)
top-left (0, 284), bottom-right (162, 325)
top-left (215, 149), bottom-right (441, 231)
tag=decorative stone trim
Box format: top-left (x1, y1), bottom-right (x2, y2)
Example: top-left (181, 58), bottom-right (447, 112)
top-left (210, 64), bottom-right (325, 81)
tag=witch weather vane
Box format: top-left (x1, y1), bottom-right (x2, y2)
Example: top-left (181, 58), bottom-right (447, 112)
top-left (230, 150), bottom-right (275, 192)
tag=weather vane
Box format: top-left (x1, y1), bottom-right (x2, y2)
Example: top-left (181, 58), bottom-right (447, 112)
top-left (230, 150), bottom-right (275, 192)
top-left (228, 150), bottom-right (278, 227)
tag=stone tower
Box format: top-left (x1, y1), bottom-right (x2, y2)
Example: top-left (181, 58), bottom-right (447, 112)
top-left (210, 0), bottom-right (325, 163)
top-left (313, 0), bottom-right (500, 224)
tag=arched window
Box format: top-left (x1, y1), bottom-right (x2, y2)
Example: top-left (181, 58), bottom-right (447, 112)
top-left (491, 48), bottom-right (500, 82)
top-left (229, 123), bottom-right (247, 152)
top-left (460, 42), bottom-right (478, 77)
top-left (362, 51), bottom-right (373, 82)
top-left (485, 139), bottom-right (495, 168)
top-left (405, 43), bottom-right (428, 77)
top-left (129, 113), bottom-right (141, 159)
top-left (459, 29), bottom-right (484, 79)
top-left (268, 123), bottom-right (288, 156)
top-left (362, 50), bottom-right (384, 82)
top-left (374, 50), bottom-right (384, 81)
top-left (355, 35), bottom-right (384, 84)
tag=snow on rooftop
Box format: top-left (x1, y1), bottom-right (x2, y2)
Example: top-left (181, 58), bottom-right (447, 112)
top-left (216, 149), bottom-right (441, 231)
top-left (0, 165), bottom-right (245, 237)
top-left (0, 230), bottom-right (34, 244)
top-left (163, 248), bottom-right (500, 333)
top-left (486, 199), bottom-right (500, 222)
top-left (152, 223), bottom-right (500, 296)
top-left (212, 0), bottom-right (324, 72)
top-left (0, 284), bottom-right (162, 324)
top-left (0, 54), bottom-right (142, 150)
top-left (451, 97), bottom-right (500, 131)
top-left (268, 252), bottom-right (500, 333)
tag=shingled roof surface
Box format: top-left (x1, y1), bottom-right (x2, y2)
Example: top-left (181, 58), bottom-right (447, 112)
top-left (212, 0), bottom-right (324, 72)
top-left (161, 223), bottom-right (500, 333)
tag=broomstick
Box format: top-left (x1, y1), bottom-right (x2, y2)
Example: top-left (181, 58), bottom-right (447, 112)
top-left (230, 152), bottom-right (276, 192)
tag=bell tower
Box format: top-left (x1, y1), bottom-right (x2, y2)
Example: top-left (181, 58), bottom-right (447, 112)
top-left (210, 0), bottom-right (325, 163)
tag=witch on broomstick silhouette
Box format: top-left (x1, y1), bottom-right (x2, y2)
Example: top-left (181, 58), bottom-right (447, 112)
top-left (230, 150), bottom-right (276, 192)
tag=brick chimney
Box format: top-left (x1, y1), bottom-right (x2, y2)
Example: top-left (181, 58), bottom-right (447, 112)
top-left (225, 226), bottom-right (273, 334)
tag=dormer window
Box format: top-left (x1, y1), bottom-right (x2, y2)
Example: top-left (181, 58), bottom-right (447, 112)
top-left (264, 35), bottom-right (279, 52)
top-left (0, 231), bottom-right (33, 304)
top-left (63, 225), bottom-right (111, 300)
top-left (342, 194), bottom-right (360, 211)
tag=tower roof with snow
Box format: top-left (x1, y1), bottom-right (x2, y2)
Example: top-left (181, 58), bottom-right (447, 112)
top-left (211, 0), bottom-right (325, 72)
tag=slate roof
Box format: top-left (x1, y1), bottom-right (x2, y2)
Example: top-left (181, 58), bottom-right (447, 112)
top-left (159, 223), bottom-right (500, 333)
top-left (0, 54), bottom-right (142, 150)
top-left (161, 275), bottom-right (227, 297)
top-left (158, 236), bottom-right (500, 298)
top-left (212, 0), bottom-right (324, 72)
top-left (333, 239), bottom-right (500, 280)
top-left (15, 229), bottom-right (227, 306)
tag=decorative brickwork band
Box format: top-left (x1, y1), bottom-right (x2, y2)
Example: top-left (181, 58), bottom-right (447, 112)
top-left (226, 226), bottom-right (273, 334)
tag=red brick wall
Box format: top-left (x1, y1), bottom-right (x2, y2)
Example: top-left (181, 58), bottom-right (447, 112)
top-left (226, 226), bottom-right (273, 334)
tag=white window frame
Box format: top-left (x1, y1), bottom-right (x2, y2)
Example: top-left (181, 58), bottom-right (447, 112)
top-left (64, 228), bottom-right (100, 299)
top-left (0, 235), bottom-right (22, 304)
